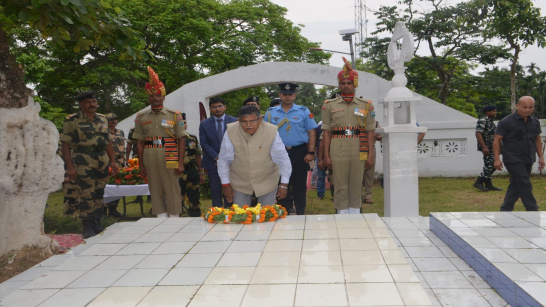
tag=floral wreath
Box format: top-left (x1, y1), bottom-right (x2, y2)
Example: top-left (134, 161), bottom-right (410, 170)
top-left (202, 204), bottom-right (287, 224)
top-left (108, 162), bottom-right (147, 185)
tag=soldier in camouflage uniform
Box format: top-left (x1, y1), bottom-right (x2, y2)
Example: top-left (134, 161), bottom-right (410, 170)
top-left (57, 136), bottom-right (80, 214)
top-left (126, 127), bottom-right (138, 161)
top-left (107, 113), bottom-right (126, 166)
top-left (125, 126), bottom-right (147, 204)
top-left (474, 105), bottom-right (502, 191)
top-left (179, 115), bottom-right (204, 217)
top-left (105, 113), bottom-right (125, 217)
top-left (61, 91), bottom-right (119, 239)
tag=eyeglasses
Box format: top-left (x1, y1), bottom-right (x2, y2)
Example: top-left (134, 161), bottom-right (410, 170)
top-left (240, 119), bottom-right (260, 125)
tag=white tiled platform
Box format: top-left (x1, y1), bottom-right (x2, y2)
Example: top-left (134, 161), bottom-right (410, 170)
top-left (0, 214), bottom-right (511, 307)
top-left (430, 212), bottom-right (546, 307)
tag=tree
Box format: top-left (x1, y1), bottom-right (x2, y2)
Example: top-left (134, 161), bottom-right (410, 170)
top-left (13, 0), bottom-right (330, 119)
top-left (360, 0), bottom-right (509, 105)
top-left (0, 0), bottom-right (147, 256)
top-left (486, 0), bottom-right (546, 112)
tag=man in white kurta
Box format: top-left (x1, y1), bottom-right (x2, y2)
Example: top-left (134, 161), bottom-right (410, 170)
top-left (218, 106), bottom-right (291, 206)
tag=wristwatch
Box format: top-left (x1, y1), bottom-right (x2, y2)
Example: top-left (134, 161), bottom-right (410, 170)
top-left (308, 151), bottom-right (315, 155)
top-left (278, 185), bottom-right (288, 190)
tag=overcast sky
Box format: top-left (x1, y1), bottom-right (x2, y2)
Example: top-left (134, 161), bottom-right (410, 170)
top-left (270, 0), bottom-right (546, 72)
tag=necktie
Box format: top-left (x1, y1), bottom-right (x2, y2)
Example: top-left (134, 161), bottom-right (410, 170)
top-left (216, 118), bottom-right (223, 139)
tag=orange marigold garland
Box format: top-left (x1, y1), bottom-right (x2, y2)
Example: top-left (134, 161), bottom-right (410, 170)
top-left (202, 204), bottom-right (287, 224)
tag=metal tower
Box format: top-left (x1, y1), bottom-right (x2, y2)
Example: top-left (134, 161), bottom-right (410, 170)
top-left (354, 0), bottom-right (367, 60)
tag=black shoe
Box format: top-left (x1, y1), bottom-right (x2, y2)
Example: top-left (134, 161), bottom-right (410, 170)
top-left (473, 177), bottom-right (488, 191)
top-left (82, 220), bottom-right (95, 239)
top-left (188, 206), bottom-right (202, 217)
top-left (484, 178), bottom-right (502, 191)
top-left (93, 219), bottom-right (104, 234)
top-left (108, 206), bottom-right (123, 218)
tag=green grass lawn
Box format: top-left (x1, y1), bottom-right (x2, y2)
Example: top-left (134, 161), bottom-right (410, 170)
top-left (44, 175), bottom-right (546, 234)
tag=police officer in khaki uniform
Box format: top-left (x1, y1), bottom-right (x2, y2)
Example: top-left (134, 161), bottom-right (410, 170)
top-left (133, 67), bottom-right (188, 217)
top-left (61, 91), bottom-right (119, 238)
top-left (322, 58), bottom-right (375, 214)
top-left (105, 113), bottom-right (125, 217)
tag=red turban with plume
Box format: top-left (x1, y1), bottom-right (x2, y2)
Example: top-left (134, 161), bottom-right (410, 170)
top-left (145, 66), bottom-right (166, 96)
top-left (337, 57), bottom-right (358, 87)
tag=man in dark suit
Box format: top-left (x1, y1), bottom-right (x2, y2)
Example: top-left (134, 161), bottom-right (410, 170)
top-left (199, 97), bottom-right (238, 207)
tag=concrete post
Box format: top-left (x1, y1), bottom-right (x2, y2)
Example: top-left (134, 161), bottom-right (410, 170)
top-left (376, 21), bottom-right (426, 217)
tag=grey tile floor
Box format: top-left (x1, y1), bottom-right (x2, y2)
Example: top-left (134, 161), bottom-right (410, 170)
top-left (382, 216), bottom-right (509, 307)
top-left (0, 215), bottom-right (508, 307)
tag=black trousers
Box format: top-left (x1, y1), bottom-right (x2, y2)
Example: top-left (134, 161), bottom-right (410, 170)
top-left (278, 144), bottom-right (309, 215)
top-left (500, 162), bottom-right (539, 211)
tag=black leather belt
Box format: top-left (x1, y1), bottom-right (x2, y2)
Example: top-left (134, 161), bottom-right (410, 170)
top-left (332, 127), bottom-right (360, 138)
top-left (144, 139), bottom-right (165, 146)
top-left (332, 129), bottom-right (358, 136)
top-left (285, 143), bottom-right (307, 150)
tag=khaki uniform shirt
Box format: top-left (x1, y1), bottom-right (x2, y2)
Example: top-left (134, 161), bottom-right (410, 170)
top-left (133, 108), bottom-right (188, 141)
top-left (322, 96), bottom-right (375, 134)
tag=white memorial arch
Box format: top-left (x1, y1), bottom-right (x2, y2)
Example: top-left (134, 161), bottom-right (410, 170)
top-left (118, 61), bottom-right (514, 177)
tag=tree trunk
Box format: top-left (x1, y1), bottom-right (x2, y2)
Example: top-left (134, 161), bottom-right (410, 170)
top-left (510, 46), bottom-right (520, 113)
top-left (0, 26), bottom-right (31, 108)
top-left (0, 27), bottom-right (64, 256)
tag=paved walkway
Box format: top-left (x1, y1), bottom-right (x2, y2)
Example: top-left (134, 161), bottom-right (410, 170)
top-left (0, 214), bottom-right (508, 306)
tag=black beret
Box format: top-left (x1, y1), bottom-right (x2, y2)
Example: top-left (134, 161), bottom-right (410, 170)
top-left (269, 98), bottom-right (281, 108)
top-left (482, 105), bottom-right (497, 112)
top-left (76, 91), bottom-right (96, 101)
top-left (243, 96), bottom-right (260, 104)
top-left (279, 83), bottom-right (299, 94)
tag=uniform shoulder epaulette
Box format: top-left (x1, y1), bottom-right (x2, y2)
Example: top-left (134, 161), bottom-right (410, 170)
top-left (96, 113), bottom-right (107, 118)
top-left (355, 96), bottom-right (372, 104)
top-left (188, 133), bottom-right (198, 140)
top-left (164, 107), bottom-right (177, 114)
top-left (324, 96), bottom-right (341, 104)
top-left (65, 113), bottom-right (78, 120)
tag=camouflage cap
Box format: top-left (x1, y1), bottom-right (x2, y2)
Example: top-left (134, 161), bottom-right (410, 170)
top-left (106, 113), bottom-right (118, 120)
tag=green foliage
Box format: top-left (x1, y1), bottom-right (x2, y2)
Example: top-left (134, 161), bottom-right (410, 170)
top-left (1, 0), bottom-right (148, 60)
top-left (36, 97), bottom-right (68, 132)
top-left (485, 0), bottom-right (546, 111)
top-left (9, 0), bottom-right (329, 120)
top-left (487, 0), bottom-right (546, 50)
top-left (360, 0), bottom-right (510, 106)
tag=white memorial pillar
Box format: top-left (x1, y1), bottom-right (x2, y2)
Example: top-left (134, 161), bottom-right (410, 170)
top-left (376, 22), bottom-right (426, 217)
